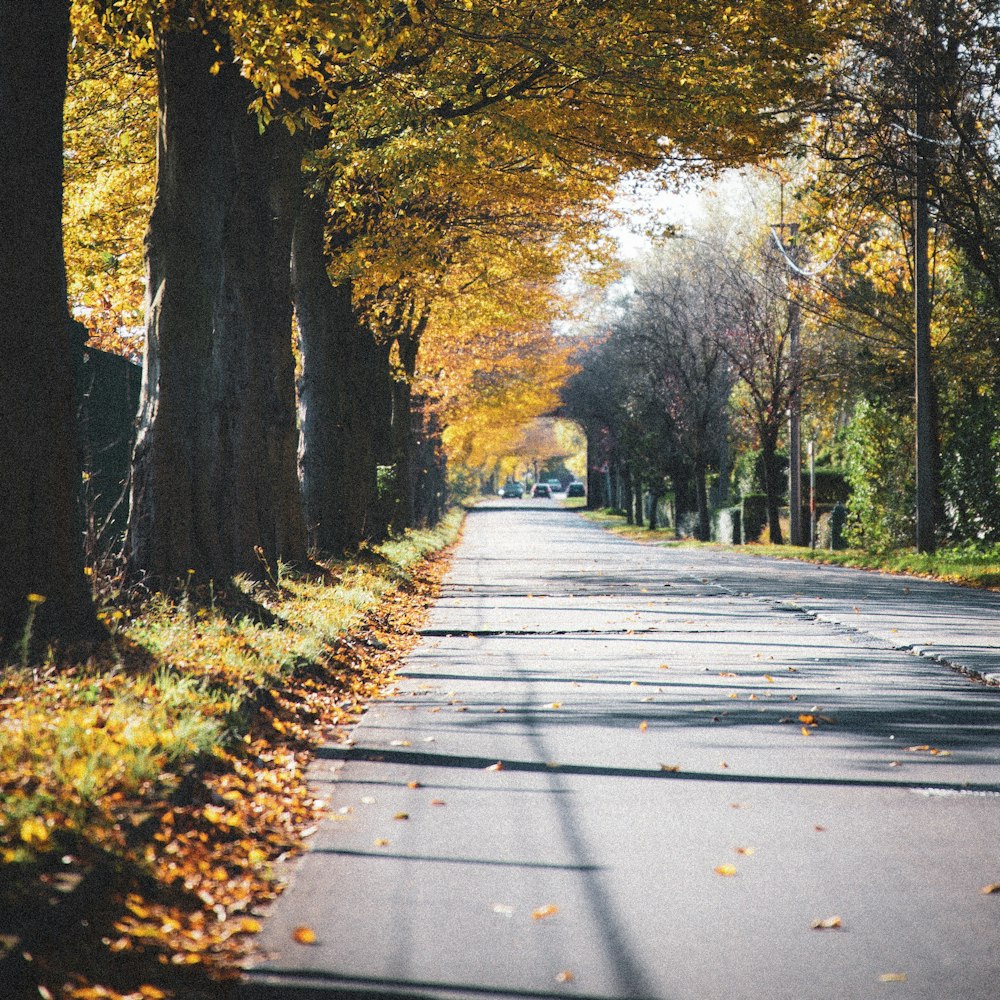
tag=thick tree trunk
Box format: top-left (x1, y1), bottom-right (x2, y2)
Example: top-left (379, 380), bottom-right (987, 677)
top-left (390, 324), bottom-right (426, 531)
top-left (129, 21), bottom-right (306, 584)
top-left (761, 432), bottom-right (784, 545)
top-left (293, 195), bottom-right (384, 553)
top-left (411, 397), bottom-right (446, 528)
top-left (695, 461), bottom-right (710, 540)
top-left (0, 4), bottom-right (102, 648)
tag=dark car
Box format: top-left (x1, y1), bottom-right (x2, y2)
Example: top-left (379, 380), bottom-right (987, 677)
top-left (566, 482), bottom-right (585, 498)
top-left (500, 482), bottom-right (524, 498)
top-left (531, 483), bottom-right (552, 498)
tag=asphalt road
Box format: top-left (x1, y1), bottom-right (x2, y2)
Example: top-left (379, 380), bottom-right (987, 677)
top-left (242, 499), bottom-right (1000, 1000)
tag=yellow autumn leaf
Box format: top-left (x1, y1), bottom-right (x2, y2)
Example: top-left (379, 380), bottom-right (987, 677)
top-left (19, 816), bottom-right (50, 846)
top-left (292, 925), bottom-right (318, 944)
top-left (639, 720), bottom-right (648, 732)
top-left (531, 904), bottom-right (559, 920)
top-left (714, 864), bottom-right (737, 877)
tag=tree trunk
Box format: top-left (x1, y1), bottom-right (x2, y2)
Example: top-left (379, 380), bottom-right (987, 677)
top-left (695, 461), bottom-right (710, 540)
top-left (622, 464), bottom-right (634, 524)
top-left (0, 4), bottom-right (103, 648)
top-left (760, 432), bottom-right (784, 545)
top-left (293, 194), bottom-right (383, 553)
top-left (129, 20), bottom-right (306, 584)
top-left (390, 319), bottom-right (427, 531)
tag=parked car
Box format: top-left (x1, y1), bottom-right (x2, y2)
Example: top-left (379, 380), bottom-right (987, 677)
top-left (547, 479), bottom-right (563, 493)
top-left (566, 481), bottom-right (585, 498)
top-left (531, 483), bottom-right (552, 498)
top-left (500, 482), bottom-right (524, 498)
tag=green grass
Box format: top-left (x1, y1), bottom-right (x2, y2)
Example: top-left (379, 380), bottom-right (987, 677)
top-left (0, 509), bottom-right (465, 868)
top-left (577, 507), bottom-right (1000, 590)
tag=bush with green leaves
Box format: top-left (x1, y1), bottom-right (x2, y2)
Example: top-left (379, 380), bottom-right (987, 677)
top-left (843, 399), bottom-right (914, 551)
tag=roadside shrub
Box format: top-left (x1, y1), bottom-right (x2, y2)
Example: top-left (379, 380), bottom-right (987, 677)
top-left (843, 399), bottom-right (914, 551)
top-left (939, 384), bottom-right (1000, 543)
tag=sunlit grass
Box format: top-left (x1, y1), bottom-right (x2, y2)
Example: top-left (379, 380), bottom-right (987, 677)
top-left (0, 509), bottom-right (463, 869)
top-left (578, 507), bottom-right (1000, 590)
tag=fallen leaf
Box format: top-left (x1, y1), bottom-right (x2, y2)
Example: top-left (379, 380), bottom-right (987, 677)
top-left (811, 916), bottom-right (843, 929)
top-left (735, 846), bottom-right (755, 856)
top-left (390, 740), bottom-right (411, 747)
top-left (814, 825), bottom-right (827, 832)
top-left (714, 864), bottom-right (738, 877)
top-left (980, 883), bottom-right (1000, 894)
top-left (659, 763), bottom-right (681, 772)
top-left (764, 675), bottom-right (775, 683)
top-left (292, 926), bottom-right (318, 945)
top-left (406, 781), bottom-right (422, 789)
top-left (430, 799), bottom-right (447, 806)
top-left (659, 663), bottom-right (670, 670)
top-left (374, 838), bottom-right (390, 847)
top-left (393, 812), bottom-right (409, 820)
top-left (879, 973), bottom-right (908, 983)
top-left (531, 904), bottom-right (559, 920)
top-left (555, 970), bottom-right (575, 983)
top-left (546, 702), bottom-right (562, 710)
top-left (798, 714), bottom-right (816, 725)
top-left (719, 761), bottom-right (729, 769)
top-left (492, 903), bottom-right (514, 915)
top-left (485, 761), bottom-right (504, 771)
top-left (639, 720), bottom-right (649, 732)
top-left (801, 727), bottom-right (813, 737)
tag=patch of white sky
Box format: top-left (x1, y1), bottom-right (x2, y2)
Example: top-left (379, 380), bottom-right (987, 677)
top-left (556, 164), bottom-right (789, 336)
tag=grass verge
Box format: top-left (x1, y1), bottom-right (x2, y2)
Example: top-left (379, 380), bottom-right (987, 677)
top-left (0, 509), bottom-right (463, 1000)
top-left (578, 507), bottom-right (1000, 590)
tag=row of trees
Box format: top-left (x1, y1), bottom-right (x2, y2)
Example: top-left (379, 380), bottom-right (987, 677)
top-left (564, 1), bottom-right (1000, 553)
top-left (0, 2), bottom-right (842, 650)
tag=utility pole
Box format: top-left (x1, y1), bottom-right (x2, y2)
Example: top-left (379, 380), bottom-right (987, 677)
top-left (785, 223), bottom-right (803, 547)
top-left (913, 79), bottom-right (937, 553)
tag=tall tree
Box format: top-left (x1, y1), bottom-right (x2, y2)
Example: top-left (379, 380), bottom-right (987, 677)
top-left (127, 13), bottom-right (306, 582)
top-left (0, 4), bottom-right (103, 650)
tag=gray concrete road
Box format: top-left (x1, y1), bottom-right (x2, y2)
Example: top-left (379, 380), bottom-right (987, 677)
top-left (242, 500), bottom-right (1000, 1000)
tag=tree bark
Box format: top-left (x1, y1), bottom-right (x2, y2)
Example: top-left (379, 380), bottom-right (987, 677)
top-left (129, 20), bottom-right (306, 584)
top-left (293, 194), bottom-right (386, 553)
top-left (760, 432), bottom-right (784, 545)
top-left (0, 4), bottom-right (103, 648)
top-left (695, 461), bottom-right (710, 540)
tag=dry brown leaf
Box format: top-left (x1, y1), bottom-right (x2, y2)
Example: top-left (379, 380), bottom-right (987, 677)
top-left (980, 883), bottom-right (1000, 894)
top-left (555, 970), bottom-right (575, 983)
top-left (811, 916), bottom-right (842, 929)
top-left (373, 838), bottom-right (390, 847)
top-left (430, 799), bottom-right (447, 806)
top-left (292, 926), bottom-right (318, 945)
top-left (659, 763), bottom-right (680, 772)
top-left (393, 812), bottom-right (409, 820)
top-left (734, 847), bottom-right (755, 856)
top-left (531, 904), bottom-right (559, 920)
